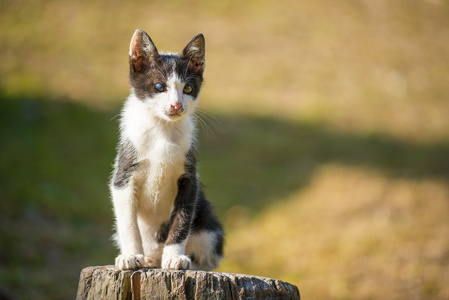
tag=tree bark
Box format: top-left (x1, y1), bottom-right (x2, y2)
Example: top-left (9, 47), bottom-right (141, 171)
top-left (76, 266), bottom-right (300, 300)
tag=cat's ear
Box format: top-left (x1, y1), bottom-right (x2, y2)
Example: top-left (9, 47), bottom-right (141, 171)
top-left (129, 29), bottom-right (160, 73)
top-left (182, 33), bottom-right (205, 73)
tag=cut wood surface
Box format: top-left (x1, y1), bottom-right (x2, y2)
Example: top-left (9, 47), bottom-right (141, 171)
top-left (76, 265), bottom-right (300, 300)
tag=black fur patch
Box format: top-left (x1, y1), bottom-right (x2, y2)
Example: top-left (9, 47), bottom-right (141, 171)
top-left (156, 221), bottom-right (170, 244)
top-left (214, 228), bottom-right (225, 257)
top-left (191, 188), bottom-right (225, 257)
top-left (191, 189), bottom-right (222, 232)
top-left (113, 140), bottom-right (138, 189)
top-left (165, 176), bottom-right (197, 245)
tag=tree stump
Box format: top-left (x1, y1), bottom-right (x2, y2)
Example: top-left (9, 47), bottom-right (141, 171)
top-left (76, 266), bottom-right (300, 300)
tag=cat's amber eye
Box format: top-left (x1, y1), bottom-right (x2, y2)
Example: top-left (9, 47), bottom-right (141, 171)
top-left (183, 84), bottom-right (193, 94)
top-left (155, 83), bottom-right (165, 93)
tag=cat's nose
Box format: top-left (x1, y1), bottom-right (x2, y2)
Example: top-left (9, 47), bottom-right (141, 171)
top-left (171, 103), bottom-right (183, 111)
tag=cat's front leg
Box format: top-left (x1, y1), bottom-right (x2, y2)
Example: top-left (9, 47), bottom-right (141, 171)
top-left (113, 196), bottom-right (144, 270)
top-left (162, 242), bottom-right (191, 269)
top-left (111, 140), bottom-right (144, 270)
top-left (112, 185), bottom-right (145, 270)
top-left (161, 176), bottom-right (196, 270)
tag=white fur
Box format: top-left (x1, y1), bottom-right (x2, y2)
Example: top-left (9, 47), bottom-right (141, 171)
top-left (186, 231), bottom-right (222, 270)
top-left (111, 74), bottom-right (198, 270)
top-left (162, 240), bottom-right (191, 269)
top-left (112, 181), bottom-right (144, 255)
top-left (115, 253), bottom-right (144, 270)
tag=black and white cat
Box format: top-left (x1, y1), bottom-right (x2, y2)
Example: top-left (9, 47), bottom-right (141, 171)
top-left (110, 29), bottom-right (224, 270)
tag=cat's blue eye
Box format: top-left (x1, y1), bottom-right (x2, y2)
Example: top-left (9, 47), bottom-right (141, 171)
top-left (155, 83), bottom-right (165, 93)
top-left (183, 84), bottom-right (193, 94)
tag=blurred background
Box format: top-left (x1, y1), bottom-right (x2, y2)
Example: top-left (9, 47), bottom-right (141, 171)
top-left (1, 0), bottom-right (449, 299)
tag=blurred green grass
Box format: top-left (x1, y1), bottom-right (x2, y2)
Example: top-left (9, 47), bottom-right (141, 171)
top-left (0, 95), bottom-right (117, 299)
top-left (1, 0), bottom-right (449, 299)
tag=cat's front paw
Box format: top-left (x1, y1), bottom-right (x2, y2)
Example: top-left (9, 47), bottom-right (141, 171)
top-left (115, 254), bottom-right (145, 270)
top-left (162, 254), bottom-right (191, 270)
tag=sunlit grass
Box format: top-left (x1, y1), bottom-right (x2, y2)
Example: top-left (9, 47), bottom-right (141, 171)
top-left (220, 165), bottom-right (449, 299)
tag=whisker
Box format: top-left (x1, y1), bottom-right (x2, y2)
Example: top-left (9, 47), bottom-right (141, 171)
top-left (196, 107), bottom-right (221, 129)
top-left (194, 107), bottom-right (222, 137)
top-left (196, 112), bottom-right (217, 132)
top-left (194, 114), bottom-right (209, 136)
top-left (194, 112), bottom-right (215, 137)
top-left (195, 115), bottom-right (211, 136)
top-left (110, 113), bottom-right (121, 122)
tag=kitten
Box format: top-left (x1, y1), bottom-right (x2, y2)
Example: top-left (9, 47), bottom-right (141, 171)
top-left (110, 29), bottom-right (224, 270)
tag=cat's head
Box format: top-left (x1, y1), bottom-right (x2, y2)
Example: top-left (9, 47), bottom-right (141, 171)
top-left (128, 29), bottom-right (205, 122)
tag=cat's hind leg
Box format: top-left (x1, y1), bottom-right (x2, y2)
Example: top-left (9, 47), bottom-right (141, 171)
top-left (186, 228), bottom-right (224, 271)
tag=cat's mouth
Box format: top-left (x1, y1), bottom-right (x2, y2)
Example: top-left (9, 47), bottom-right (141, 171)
top-left (165, 110), bottom-right (185, 120)
top-left (165, 105), bottom-right (186, 119)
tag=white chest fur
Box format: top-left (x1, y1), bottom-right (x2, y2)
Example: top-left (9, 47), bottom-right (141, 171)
top-left (121, 94), bottom-right (194, 211)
